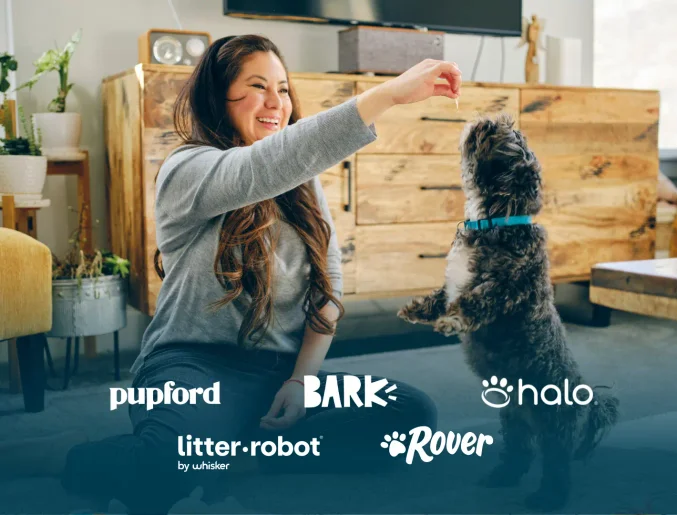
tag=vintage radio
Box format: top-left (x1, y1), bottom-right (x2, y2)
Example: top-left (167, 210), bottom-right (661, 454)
top-left (139, 29), bottom-right (212, 66)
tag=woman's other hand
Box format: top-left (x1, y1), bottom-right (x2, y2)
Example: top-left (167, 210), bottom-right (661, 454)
top-left (356, 59), bottom-right (462, 126)
top-left (260, 379), bottom-right (306, 431)
top-left (659, 171), bottom-right (677, 205)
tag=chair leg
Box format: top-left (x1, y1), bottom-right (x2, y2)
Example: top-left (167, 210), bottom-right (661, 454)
top-left (63, 337), bottom-right (72, 390)
top-left (114, 330), bottom-right (120, 381)
top-left (16, 333), bottom-right (46, 413)
top-left (44, 338), bottom-right (56, 377)
top-left (73, 337), bottom-right (80, 375)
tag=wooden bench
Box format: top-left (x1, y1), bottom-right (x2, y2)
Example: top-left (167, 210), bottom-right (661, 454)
top-left (590, 258), bottom-right (677, 321)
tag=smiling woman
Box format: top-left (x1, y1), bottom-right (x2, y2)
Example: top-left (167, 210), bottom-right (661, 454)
top-left (226, 59), bottom-right (292, 143)
top-left (62, 34), bottom-right (462, 513)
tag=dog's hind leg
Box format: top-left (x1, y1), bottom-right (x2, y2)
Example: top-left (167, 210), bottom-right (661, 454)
top-left (397, 287), bottom-right (447, 325)
top-left (479, 408), bottom-right (534, 488)
top-left (524, 434), bottom-right (571, 511)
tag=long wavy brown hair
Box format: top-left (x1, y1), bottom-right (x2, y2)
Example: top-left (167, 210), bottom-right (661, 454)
top-left (154, 34), bottom-right (344, 346)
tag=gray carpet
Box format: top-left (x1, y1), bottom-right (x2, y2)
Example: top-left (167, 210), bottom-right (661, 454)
top-left (1, 310), bottom-right (676, 513)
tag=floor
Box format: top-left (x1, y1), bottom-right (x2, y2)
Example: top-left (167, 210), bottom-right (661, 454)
top-left (1, 308), bottom-right (676, 514)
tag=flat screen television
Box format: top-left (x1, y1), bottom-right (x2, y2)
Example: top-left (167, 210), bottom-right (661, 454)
top-left (223, 0), bottom-right (523, 37)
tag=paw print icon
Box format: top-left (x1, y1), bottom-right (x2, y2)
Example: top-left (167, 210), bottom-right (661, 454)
top-left (481, 376), bottom-right (513, 408)
top-left (380, 431), bottom-right (407, 457)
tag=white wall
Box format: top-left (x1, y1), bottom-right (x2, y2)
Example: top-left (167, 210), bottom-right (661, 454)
top-left (594, 0), bottom-right (677, 150)
top-left (0, 0), bottom-right (593, 363)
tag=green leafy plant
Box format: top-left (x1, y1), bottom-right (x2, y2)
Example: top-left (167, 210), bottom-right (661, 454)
top-left (52, 205), bottom-right (130, 285)
top-left (0, 105), bottom-right (42, 156)
top-left (0, 52), bottom-right (18, 138)
top-left (16, 29), bottom-right (82, 113)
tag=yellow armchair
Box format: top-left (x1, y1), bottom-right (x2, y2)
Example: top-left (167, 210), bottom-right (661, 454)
top-left (0, 228), bottom-right (52, 412)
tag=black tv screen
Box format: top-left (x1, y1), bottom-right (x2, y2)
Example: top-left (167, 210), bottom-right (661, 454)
top-left (223, 0), bottom-right (523, 37)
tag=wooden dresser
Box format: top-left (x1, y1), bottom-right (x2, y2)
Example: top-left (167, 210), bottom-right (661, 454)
top-left (102, 64), bottom-right (660, 316)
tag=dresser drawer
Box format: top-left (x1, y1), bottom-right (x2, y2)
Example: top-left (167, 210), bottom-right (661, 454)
top-left (356, 83), bottom-right (519, 155)
top-left (356, 155), bottom-right (464, 224)
top-left (293, 78), bottom-right (354, 116)
top-left (355, 223), bottom-right (455, 293)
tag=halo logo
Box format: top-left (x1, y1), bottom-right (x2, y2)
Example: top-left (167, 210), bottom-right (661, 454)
top-left (480, 376), bottom-right (595, 408)
top-left (481, 376), bottom-right (513, 408)
top-left (304, 375), bottom-right (398, 408)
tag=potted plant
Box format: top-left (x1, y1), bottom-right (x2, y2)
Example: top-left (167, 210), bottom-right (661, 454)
top-left (0, 52), bottom-right (18, 138)
top-left (49, 205), bottom-right (131, 339)
top-left (15, 29), bottom-right (82, 158)
top-left (0, 105), bottom-right (47, 201)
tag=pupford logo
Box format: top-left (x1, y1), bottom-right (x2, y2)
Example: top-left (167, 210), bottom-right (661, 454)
top-left (110, 381), bottom-right (220, 411)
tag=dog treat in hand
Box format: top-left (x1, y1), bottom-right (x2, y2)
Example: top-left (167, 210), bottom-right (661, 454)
top-left (455, 98), bottom-right (459, 110)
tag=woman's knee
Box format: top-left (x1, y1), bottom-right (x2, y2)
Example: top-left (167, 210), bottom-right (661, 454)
top-left (392, 381), bottom-right (438, 430)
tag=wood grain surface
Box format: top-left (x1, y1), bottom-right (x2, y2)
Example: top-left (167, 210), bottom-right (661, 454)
top-left (356, 155), bottom-right (464, 224)
top-left (355, 222), bottom-right (455, 293)
top-left (356, 82), bottom-right (520, 154)
top-left (102, 73), bottom-right (147, 314)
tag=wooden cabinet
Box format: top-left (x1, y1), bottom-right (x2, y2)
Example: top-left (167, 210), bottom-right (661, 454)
top-left (103, 65), bottom-right (659, 316)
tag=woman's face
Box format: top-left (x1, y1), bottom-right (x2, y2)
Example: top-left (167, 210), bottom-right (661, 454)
top-left (226, 51), bottom-right (293, 145)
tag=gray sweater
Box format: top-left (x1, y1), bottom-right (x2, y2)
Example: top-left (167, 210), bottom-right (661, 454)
top-left (131, 97), bottom-right (377, 373)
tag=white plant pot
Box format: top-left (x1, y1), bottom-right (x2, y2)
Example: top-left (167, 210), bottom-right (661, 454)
top-left (0, 155), bottom-right (48, 200)
top-left (32, 112), bottom-right (82, 159)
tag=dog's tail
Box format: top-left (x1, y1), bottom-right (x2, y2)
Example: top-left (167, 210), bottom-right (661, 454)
top-left (573, 386), bottom-right (619, 461)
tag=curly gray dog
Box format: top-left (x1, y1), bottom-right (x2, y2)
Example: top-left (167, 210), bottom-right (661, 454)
top-left (397, 113), bottom-right (619, 511)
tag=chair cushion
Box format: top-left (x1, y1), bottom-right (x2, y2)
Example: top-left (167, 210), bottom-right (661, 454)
top-left (0, 228), bottom-right (52, 339)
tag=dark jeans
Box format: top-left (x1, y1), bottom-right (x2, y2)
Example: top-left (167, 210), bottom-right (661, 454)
top-left (62, 343), bottom-right (437, 514)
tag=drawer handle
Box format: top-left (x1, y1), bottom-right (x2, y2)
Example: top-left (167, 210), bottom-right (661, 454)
top-left (418, 253), bottom-right (447, 259)
top-left (420, 185), bottom-right (463, 191)
top-left (343, 160), bottom-right (352, 212)
top-left (420, 116), bottom-right (466, 123)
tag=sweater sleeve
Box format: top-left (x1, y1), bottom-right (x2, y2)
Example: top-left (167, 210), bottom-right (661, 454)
top-left (155, 97), bottom-right (376, 231)
top-left (311, 175), bottom-right (343, 300)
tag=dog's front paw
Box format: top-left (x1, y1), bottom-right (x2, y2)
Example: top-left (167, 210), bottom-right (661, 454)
top-left (396, 305), bottom-right (415, 323)
top-left (397, 297), bottom-right (433, 325)
top-left (433, 314), bottom-right (467, 336)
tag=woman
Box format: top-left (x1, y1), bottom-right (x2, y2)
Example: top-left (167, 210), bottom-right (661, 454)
top-left (63, 35), bottom-right (462, 513)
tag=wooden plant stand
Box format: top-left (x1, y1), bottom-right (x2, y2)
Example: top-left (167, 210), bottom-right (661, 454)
top-left (1, 150), bottom-right (96, 394)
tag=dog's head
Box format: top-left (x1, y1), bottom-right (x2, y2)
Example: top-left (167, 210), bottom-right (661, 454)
top-left (459, 113), bottom-right (542, 220)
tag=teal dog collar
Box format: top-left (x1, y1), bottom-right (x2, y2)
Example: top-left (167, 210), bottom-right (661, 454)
top-left (463, 215), bottom-right (532, 231)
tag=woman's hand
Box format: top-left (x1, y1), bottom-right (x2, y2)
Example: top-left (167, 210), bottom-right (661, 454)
top-left (260, 380), bottom-right (306, 431)
top-left (356, 59), bottom-right (462, 126)
top-left (383, 59), bottom-right (462, 105)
